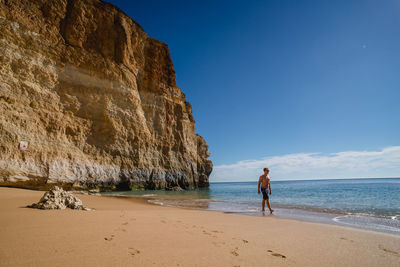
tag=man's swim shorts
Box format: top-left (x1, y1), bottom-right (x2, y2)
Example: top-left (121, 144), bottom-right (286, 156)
top-left (261, 187), bottom-right (269, 200)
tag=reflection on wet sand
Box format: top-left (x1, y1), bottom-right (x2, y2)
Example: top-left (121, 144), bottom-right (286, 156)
top-left (148, 198), bottom-right (212, 209)
top-left (104, 188), bottom-right (212, 210)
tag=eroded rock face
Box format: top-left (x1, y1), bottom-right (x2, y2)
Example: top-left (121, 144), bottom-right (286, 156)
top-left (0, 0), bottom-right (212, 190)
top-left (28, 186), bottom-right (88, 210)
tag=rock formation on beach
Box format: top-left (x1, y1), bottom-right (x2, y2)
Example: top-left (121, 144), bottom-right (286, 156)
top-left (0, 0), bottom-right (212, 190)
top-left (28, 186), bottom-right (89, 210)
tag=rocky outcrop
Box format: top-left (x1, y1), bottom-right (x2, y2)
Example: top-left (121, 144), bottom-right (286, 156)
top-left (28, 186), bottom-right (89, 210)
top-left (0, 0), bottom-right (212, 190)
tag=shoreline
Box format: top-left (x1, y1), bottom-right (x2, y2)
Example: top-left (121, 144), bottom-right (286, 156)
top-left (1, 187), bottom-right (399, 266)
top-left (146, 199), bottom-right (400, 238)
top-left (101, 190), bottom-right (400, 237)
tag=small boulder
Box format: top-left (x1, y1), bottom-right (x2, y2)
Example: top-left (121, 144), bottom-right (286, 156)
top-left (27, 186), bottom-right (90, 210)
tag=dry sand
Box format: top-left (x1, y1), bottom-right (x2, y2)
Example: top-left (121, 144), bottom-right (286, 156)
top-left (0, 187), bottom-right (399, 267)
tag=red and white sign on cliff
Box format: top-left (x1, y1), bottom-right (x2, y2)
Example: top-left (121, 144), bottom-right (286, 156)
top-left (19, 141), bottom-right (28, 150)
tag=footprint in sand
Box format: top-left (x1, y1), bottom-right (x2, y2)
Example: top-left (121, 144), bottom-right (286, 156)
top-left (379, 245), bottom-right (399, 256)
top-left (161, 220), bottom-right (167, 224)
top-left (104, 235), bottom-right (114, 241)
top-left (231, 247), bottom-right (239, 256)
top-left (272, 253), bottom-right (286, 258)
top-left (267, 249), bottom-right (286, 259)
top-left (122, 222), bottom-right (129, 225)
top-left (202, 230), bottom-right (217, 238)
top-left (128, 247), bottom-right (140, 257)
top-left (202, 230), bottom-right (211, 235)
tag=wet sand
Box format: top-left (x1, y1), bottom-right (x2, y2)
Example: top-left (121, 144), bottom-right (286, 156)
top-left (0, 187), bottom-right (399, 266)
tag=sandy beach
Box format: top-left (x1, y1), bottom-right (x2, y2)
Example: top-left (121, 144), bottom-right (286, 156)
top-left (0, 187), bottom-right (399, 267)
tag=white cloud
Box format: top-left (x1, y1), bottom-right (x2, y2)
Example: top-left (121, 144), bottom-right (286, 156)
top-left (211, 146), bottom-right (400, 182)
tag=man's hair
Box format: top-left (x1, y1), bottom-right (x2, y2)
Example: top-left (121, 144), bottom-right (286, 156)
top-left (263, 168), bottom-right (269, 172)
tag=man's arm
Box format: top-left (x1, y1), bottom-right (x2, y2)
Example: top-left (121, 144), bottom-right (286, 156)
top-left (258, 177), bottom-right (261, 194)
top-left (268, 179), bottom-right (272, 194)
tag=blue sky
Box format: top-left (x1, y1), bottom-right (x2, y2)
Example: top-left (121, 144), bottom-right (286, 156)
top-left (109, 0), bottom-right (400, 181)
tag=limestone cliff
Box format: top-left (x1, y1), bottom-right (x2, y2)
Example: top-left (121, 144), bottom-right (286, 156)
top-left (0, 0), bottom-right (212, 190)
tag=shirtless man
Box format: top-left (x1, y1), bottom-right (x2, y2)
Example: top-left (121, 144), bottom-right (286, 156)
top-left (258, 168), bottom-right (274, 213)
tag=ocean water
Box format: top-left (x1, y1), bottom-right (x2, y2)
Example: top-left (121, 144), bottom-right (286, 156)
top-left (104, 178), bottom-right (400, 235)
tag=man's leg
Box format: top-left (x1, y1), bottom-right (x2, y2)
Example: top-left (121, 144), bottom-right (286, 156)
top-left (262, 199), bottom-right (265, 211)
top-left (266, 198), bottom-right (274, 213)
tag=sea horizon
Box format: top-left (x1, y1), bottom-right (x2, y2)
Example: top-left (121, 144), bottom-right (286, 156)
top-left (210, 176), bottom-right (400, 183)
